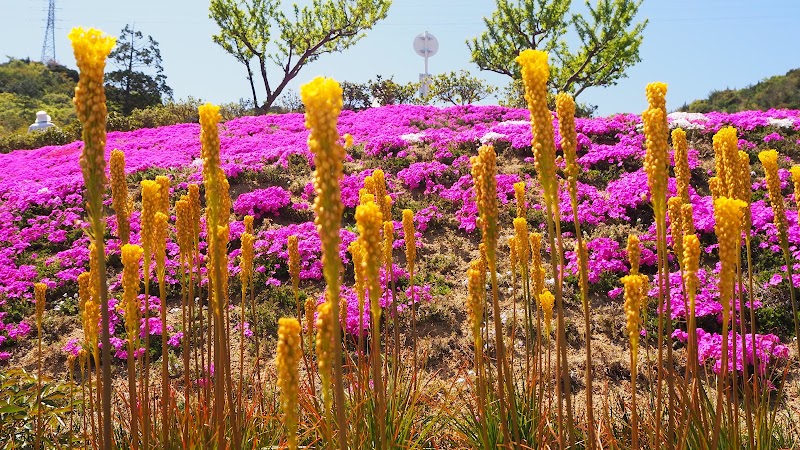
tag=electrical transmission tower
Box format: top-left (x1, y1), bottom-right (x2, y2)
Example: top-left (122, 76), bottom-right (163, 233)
top-left (41, 0), bottom-right (56, 64)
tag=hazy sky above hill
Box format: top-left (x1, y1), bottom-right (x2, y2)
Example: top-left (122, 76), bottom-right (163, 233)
top-left (1, 0), bottom-right (798, 116)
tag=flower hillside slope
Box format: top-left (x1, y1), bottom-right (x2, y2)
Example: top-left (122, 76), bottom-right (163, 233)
top-left (1, 104), bottom-right (799, 439)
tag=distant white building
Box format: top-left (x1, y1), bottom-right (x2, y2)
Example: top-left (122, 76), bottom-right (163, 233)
top-left (28, 111), bottom-right (56, 133)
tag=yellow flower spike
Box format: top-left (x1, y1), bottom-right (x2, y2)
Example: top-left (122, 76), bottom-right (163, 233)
top-left (315, 300), bottom-right (334, 412)
top-left (89, 243), bottom-right (100, 304)
top-left (642, 105), bottom-right (669, 217)
top-left (471, 144), bottom-right (499, 270)
top-left (529, 232), bottom-right (544, 297)
top-left (140, 180), bottom-right (161, 258)
top-left (514, 181), bottom-right (526, 219)
top-left (513, 217), bottom-right (529, 268)
top-left (540, 289), bottom-right (555, 337)
top-left (682, 203), bottom-right (696, 236)
top-left (645, 82), bottom-right (668, 111)
top-left (175, 198), bottom-right (191, 264)
top-left (363, 176), bottom-right (376, 198)
top-left (155, 176), bottom-right (170, 216)
top-left (516, 50), bottom-right (558, 209)
top-left (77, 271), bottom-right (90, 312)
top-left (556, 92), bottom-right (578, 180)
top-left (712, 126), bottom-right (739, 198)
top-left (735, 151), bottom-right (752, 207)
top-left (790, 166), bottom-right (800, 218)
top-left (241, 232), bottom-right (254, 287)
top-left (621, 273), bottom-right (646, 359)
top-left (402, 209), bottom-right (417, 274)
top-left (668, 196), bottom-right (684, 269)
top-left (373, 169), bottom-right (390, 220)
top-left (509, 237), bottom-right (518, 279)
top-left (304, 298), bottom-right (316, 336)
top-left (383, 221), bottom-right (394, 268)
top-left (288, 235), bottom-right (300, 296)
top-left (759, 150), bottom-right (787, 238)
top-left (627, 235), bottom-right (641, 275)
top-left (110, 150), bottom-right (130, 245)
top-left (276, 317), bottom-right (302, 450)
top-left (69, 27), bottom-right (115, 217)
top-left (714, 197), bottom-right (747, 321)
top-left (121, 244), bottom-right (143, 350)
top-left (153, 212), bottom-right (168, 279)
top-left (34, 283), bottom-right (46, 327)
top-left (244, 215), bottom-right (254, 235)
top-left (344, 133), bottom-right (354, 148)
top-left (349, 240), bottom-right (366, 315)
top-left (672, 128), bottom-right (690, 204)
top-left (356, 201), bottom-right (383, 319)
top-left (682, 234), bottom-right (700, 300)
top-left (467, 264), bottom-right (485, 340)
top-left (708, 177), bottom-right (721, 201)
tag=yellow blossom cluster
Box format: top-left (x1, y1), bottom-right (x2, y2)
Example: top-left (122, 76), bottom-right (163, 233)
top-left (668, 197), bottom-right (684, 269)
top-left (540, 290), bottom-right (555, 336)
top-left (642, 82), bottom-right (669, 216)
top-left (514, 181), bottom-right (526, 219)
top-left (402, 209), bottom-right (416, 274)
top-left (672, 129), bottom-right (690, 204)
top-left (556, 93), bottom-right (578, 180)
top-left (516, 50), bottom-right (558, 208)
top-left (513, 218), bottom-right (529, 269)
top-left (288, 235), bottom-right (300, 295)
top-left (110, 150), bottom-right (130, 245)
top-left (759, 150), bottom-right (787, 238)
top-left (714, 197), bottom-right (747, 319)
top-left (276, 317), bottom-right (302, 450)
top-left (712, 127), bottom-right (739, 198)
top-left (621, 273), bottom-right (648, 358)
top-left (121, 244), bottom-right (143, 349)
top-left (355, 200), bottom-right (383, 320)
top-left (467, 261), bottom-right (485, 341)
top-left (471, 144), bottom-right (499, 269)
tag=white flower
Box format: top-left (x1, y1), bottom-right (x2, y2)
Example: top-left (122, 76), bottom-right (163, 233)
top-left (401, 132), bottom-right (425, 143)
top-left (768, 117), bottom-right (795, 128)
top-left (479, 131), bottom-right (507, 144)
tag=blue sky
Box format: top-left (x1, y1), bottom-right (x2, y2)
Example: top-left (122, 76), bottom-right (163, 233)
top-left (1, 0), bottom-right (798, 116)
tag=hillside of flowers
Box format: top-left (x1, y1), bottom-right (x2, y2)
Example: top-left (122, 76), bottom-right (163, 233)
top-left (2, 105), bottom-right (799, 366)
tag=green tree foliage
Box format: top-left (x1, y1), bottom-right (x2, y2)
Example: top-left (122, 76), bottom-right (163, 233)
top-left (210, 0), bottom-right (392, 110)
top-left (468, 0), bottom-right (647, 101)
top-left (0, 58), bottom-right (77, 134)
top-left (425, 70), bottom-right (496, 105)
top-left (342, 80), bottom-right (372, 111)
top-left (106, 25), bottom-right (174, 115)
top-left (682, 69), bottom-right (800, 113)
top-left (368, 75), bottom-right (420, 106)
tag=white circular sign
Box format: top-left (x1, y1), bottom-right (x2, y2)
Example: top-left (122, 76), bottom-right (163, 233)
top-left (413, 32), bottom-right (439, 58)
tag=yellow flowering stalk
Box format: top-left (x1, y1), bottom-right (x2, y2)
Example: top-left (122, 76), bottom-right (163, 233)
top-left (300, 77), bottom-right (348, 448)
top-left (682, 234), bottom-right (700, 376)
top-left (672, 128), bottom-right (690, 204)
top-left (761, 151), bottom-right (800, 364)
top-left (712, 197), bottom-right (746, 444)
top-left (466, 262), bottom-right (490, 450)
top-left (349, 240), bottom-right (367, 357)
top-left (556, 90), bottom-right (595, 443)
top-left (669, 196), bottom-right (685, 271)
top-left (110, 150), bottom-right (131, 245)
top-left (621, 271), bottom-right (648, 450)
top-left (373, 169), bottom-right (391, 221)
top-left (516, 50), bottom-right (558, 208)
top-left (188, 184), bottom-right (201, 250)
top-left (315, 300), bottom-right (334, 428)
top-left (514, 181), bottom-right (526, 219)
top-left (712, 127), bottom-right (739, 198)
top-left (540, 290), bottom-right (555, 337)
top-left (305, 297), bottom-right (316, 336)
top-left (627, 235), bottom-right (641, 275)
top-left (530, 232), bottom-right (544, 297)
top-left (69, 27), bottom-right (115, 447)
top-left (682, 203), bottom-right (696, 236)
top-left (471, 142), bottom-right (519, 444)
top-left (355, 199), bottom-right (387, 448)
top-left (288, 235), bottom-right (300, 316)
top-left (276, 318), bottom-right (302, 450)
top-left (155, 175), bottom-right (170, 215)
top-left (709, 177), bottom-right (722, 201)
top-left (244, 214), bottom-right (254, 235)
top-left (642, 81), bottom-right (676, 447)
top-left (121, 244), bottom-right (142, 449)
